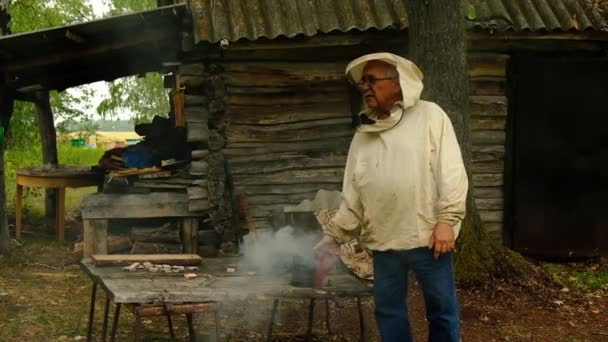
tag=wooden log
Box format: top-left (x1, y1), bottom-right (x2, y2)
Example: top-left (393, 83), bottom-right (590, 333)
top-left (471, 161), bottom-right (504, 174)
top-left (227, 103), bottom-right (348, 125)
top-left (131, 223), bottom-right (181, 243)
top-left (230, 154), bottom-right (347, 175)
top-left (191, 150), bottom-right (209, 160)
top-left (225, 138), bottom-right (352, 156)
top-left (179, 63), bottom-right (206, 76)
top-left (189, 199), bottom-right (210, 212)
top-left (475, 198), bottom-right (504, 211)
top-left (471, 118), bottom-right (506, 131)
top-left (226, 91), bottom-right (349, 106)
top-left (237, 183), bottom-right (342, 195)
top-left (187, 186), bottom-right (209, 200)
top-left (234, 168), bottom-right (344, 185)
top-left (472, 173), bottom-right (503, 187)
top-left (472, 145), bottom-right (505, 162)
top-left (469, 77), bottom-right (506, 96)
top-left (131, 242), bottom-right (183, 254)
top-left (197, 229), bottom-right (221, 246)
top-left (468, 53), bottom-right (509, 78)
top-left (223, 61), bottom-right (346, 87)
top-left (107, 235), bottom-right (134, 253)
top-left (231, 118), bottom-right (351, 132)
top-left (190, 161), bottom-right (209, 176)
top-left (470, 96), bottom-right (508, 117)
top-left (226, 124), bottom-right (353, 143)
top-left (473, 187), bottom-right (503, 199)
top-left (133, 182), bottom-right (188, 190)
top-left (471, 131), bottom-right (506, 145)
top-left (185, 107), bottom-right (209, 124)
top-left (187, 122), bottom-right (209, 143)
top-left (185, 95), bottom-right (208, 106)
top-left (480, 210), bottom-right (503, 223)
top-left (81, 192), bottom-right (194, 219)
top-left (134, 302), bottom-right (219, 317)
top-left (91, 254), bottom-right (202, 267)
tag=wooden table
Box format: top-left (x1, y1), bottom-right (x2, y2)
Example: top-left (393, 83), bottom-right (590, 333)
top-left (80, 257), bottom-right (373, 341)
top-left (16, 165), bottom-right (102, 241)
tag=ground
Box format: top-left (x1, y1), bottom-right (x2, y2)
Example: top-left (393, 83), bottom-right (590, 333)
top-left (0, 219), bottom-right (607, 341)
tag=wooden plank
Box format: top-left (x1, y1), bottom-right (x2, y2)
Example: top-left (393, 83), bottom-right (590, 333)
top-left (135, 302), bottom-right (219, 317)
top-left (133, 182), bottom-right (188, 190)
top-left (471, 160), bottom-right (504, 174)
top-left (226, 91), bottom-right (349, 106)
top-left (185, 95), bottom-right (208, 106)
top-left (179, 63), bottom-right (206, 76)
top-left (180, 218), bottom-right (198, 254)
top-left (472, 145), bottom-right (505, 162)
top-left (81, 192), bottom-right (195, 219)
top-left (83, 220), bottom-right (94, 258)
top-left (230, 118), bottom-right (351, 132)
top-left (91, 254), bottom-right (202, 267)
top-left (190, 161), bottom-right (209, 176)
top-left (468, 53), bottom-right (509, 78)
top-left (185, 107), bottom-right (209, 123)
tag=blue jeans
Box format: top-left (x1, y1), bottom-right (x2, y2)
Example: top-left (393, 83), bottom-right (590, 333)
top-left (372, 247), bottom-right (459, 342)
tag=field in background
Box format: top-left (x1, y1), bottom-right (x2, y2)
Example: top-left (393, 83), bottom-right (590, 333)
top-left (5, 142), bottom-right (106, 217)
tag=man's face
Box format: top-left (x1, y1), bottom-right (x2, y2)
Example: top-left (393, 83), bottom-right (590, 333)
top-left (359, 61), bottom-right (401, 113)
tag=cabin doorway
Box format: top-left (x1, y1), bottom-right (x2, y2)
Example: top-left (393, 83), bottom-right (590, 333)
top-left (507, 55), bottom-right (608, 258)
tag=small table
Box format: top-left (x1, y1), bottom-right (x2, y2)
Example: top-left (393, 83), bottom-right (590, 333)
top-left (16, 165), bottom-right (102, 241)
top-left (80, 257), bottom-right (373, 341)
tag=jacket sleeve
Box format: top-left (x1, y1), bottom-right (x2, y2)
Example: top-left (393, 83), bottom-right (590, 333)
top-left (429, 105), bottom-right (469, 227)
top-left (325, 137), bottom-right (364, 244)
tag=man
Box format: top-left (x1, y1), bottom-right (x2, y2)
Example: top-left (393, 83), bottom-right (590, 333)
top-left (314, 53), bottom-right (468, 342)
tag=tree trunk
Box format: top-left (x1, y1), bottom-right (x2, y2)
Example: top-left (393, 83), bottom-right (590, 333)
top-left (0, 2), bottom-right (12, 255)
top-left (406, 1), bottom-right (531, 282)
top-left (34, 91), bottom-right (58, 221)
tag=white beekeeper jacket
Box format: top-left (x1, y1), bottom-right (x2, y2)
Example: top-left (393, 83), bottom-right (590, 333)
top-left (325, 52), bottom-right (469, 251)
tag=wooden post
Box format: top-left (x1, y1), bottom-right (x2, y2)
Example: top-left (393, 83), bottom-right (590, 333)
top-left (83, 219), bottom-right (109, 257)
top-left (173, 72), bottom-right (185, 127)
top-left (180, 217), bottom-right (198, 253)
top-left (55, 187), bottom-right (65, 242)
top-left (34, 91), bottom-right (58, 222)
top-left (15, 184), bottom-right (22, 240)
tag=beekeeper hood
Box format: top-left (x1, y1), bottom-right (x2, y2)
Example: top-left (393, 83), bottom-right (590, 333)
top-left (346, 53), bottom-right (424, 132)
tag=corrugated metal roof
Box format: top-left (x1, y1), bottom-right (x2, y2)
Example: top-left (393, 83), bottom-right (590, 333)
top-left (470, 0), bottom-right (608, 32)
top-left (190, 0), bottom-right (608, 43)
top-left (190, 0), bottom-right (409, 43)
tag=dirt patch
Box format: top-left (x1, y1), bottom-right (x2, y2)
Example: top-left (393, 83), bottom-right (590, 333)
top-left (1, 224), bottom-right (607, 341)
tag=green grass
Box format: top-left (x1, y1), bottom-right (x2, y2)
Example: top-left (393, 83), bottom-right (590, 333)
top-left (542, 260), bottom-right (608, 292)
top-left (4, 142), bottom-right (104, 217)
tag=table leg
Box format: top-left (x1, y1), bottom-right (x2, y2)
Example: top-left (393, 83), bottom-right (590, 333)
top-left (110, 303), bottom-right (121, 342)
top-left (306, 299), bottom-right (315, 342)
top-left (16, 184), bottom-right (23, 240)
top-left (86, 283), bottom-right (97, 342)
top-left (134, 311), bottom-right (144, 342)
top-left (357, 297), bottom-right (365, 342)
top-left (266, 299), bottom-right (279, 342)
top-left (186, 313), bottom-right (195, 342)
top-left (101, 296), bottom-right (110, 342)
top-left (55, 187), bottom-right (66, 242)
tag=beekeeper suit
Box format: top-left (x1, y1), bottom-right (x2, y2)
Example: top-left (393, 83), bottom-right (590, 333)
top-left (314, 53), bottom-right (467, 342)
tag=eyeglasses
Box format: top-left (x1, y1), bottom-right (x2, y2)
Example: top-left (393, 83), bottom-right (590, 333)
top-left (356, 75), bottom-right (396, 87)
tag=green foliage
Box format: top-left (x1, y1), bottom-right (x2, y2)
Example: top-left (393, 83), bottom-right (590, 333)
top-left (543, 261), bottom-right (608, 292)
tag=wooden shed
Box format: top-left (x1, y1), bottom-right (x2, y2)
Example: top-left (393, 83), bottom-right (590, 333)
top-left (179, 0), bottom-right (608, 259)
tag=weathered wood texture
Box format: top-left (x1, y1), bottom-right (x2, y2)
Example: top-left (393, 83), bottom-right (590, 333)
top-left (91, 254), bottom-right (202, 267)
top-left (469, 53), bottom-right (509, 240)
top-left (81, 192), bottom-right (195, 219)
top-left (131, 241), bottom-right (183, 254)
top-left (131, 223), bottom-right (181, 243)
top-left (221, 57), bottom-right (355, 233)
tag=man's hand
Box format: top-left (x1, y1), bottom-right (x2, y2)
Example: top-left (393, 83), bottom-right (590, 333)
top-left (428, 222), bottom-right (455, 259)
top-left (313, 234), bottom-right (340, 256)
